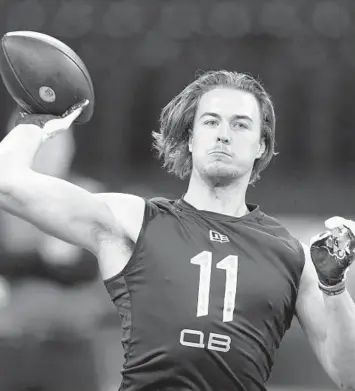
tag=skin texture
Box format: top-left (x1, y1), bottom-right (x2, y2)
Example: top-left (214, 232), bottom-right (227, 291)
top-left (185, 87), bottom-right (265, 217)
top-left (189, 88), bottom-right (265, 185)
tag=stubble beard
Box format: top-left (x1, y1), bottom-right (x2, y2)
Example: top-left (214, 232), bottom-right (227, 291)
top-left (199, 161), bottom-right (241, 187)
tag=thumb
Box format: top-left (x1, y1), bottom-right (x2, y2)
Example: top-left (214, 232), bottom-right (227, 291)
top-left (43, 99), bottom-right (89, 135)
top-left (61, 99), bottom-right (89, 119)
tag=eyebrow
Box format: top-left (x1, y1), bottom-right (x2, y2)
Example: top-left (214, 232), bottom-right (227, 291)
top-left (199, 112), bottom-right (253, 122)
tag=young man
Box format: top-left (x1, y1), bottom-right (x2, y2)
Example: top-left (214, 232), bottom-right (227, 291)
top-left (0, 70), bottom-right (354, 391)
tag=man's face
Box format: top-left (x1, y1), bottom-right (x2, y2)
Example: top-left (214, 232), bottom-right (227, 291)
top-left (189, 87), bottom-right (265, 184)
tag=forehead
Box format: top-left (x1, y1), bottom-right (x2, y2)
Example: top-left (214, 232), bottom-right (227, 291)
top-left (196, 87), bottom-right (260, 120)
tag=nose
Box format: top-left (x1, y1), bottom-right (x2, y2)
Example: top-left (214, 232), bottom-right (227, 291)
top-left (217, 135), bottom-right (230, 144)
top-left (217, 122), bottom-right (231, 145)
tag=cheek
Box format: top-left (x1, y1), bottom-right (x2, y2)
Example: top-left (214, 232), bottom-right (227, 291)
top-left (233, 135), bottom-right (260, 157)
top-left (233, 133), bottom-right (259, 152)
top-left (191, 133), bottom-right (213, 153)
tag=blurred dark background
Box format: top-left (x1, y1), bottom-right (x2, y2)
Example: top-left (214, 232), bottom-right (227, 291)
top-left (1, 0), bottom-right (355, 213)
top-left (0, 0), bottom-right (355, 390)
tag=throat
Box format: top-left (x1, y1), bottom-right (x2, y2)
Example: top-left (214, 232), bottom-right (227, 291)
top-left (183, 193), bottom-right (249, 218)
top-left (185, 167), bottom-right (251, 218)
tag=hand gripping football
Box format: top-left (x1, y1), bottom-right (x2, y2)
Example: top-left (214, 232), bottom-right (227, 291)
top-left (0, 31), bottom-right (94, 124)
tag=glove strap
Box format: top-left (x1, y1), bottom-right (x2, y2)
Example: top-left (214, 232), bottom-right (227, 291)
top-left (318, 279), bottom-right (346, 296)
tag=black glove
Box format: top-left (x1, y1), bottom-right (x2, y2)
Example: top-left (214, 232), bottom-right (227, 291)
top-left (310, 217), bottom-right (355, 295)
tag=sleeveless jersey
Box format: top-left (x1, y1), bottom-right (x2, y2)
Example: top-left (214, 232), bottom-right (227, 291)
top-left (104, 198), bottom-right (305, 391)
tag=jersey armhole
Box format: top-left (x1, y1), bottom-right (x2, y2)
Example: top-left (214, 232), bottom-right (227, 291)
top-left (296, 240), bottom-right (307, 277)
top-left (103, 197), bottom-right (156, 286)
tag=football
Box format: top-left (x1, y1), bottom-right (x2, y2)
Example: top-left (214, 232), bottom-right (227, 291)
top-left (0, 31), bottom-right (94, 124)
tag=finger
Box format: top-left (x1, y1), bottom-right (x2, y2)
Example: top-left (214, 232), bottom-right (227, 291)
top-left (343, 219), bottom-right (355, 235)
top-left (325, 216), bottom-right (355, 239)
top-left (343, 220), bottom-right (355, 237)
top-left (42, 117), bottom-right (65, 133)
top-left (61, 99), bottom-right (89, 118)
top-left (62, 106), bottom-right (83, 124)
top-left (325, 216), bottom-right (348, 230)
top-left (43, 113), bottom-right (76, 133)
top-left (52, 102), bottom-right (87, 130)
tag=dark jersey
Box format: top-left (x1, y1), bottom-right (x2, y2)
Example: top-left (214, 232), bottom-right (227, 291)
top-left (104, 198), bottom-right (305, 391)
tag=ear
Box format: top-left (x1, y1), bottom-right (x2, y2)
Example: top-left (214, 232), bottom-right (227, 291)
top-left (188, 129), bottom-right (193, 152)
top-left (256, 138), bottom-right (266, 159)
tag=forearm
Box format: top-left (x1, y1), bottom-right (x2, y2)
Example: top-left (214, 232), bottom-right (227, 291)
top-left (0, 124), bottom-right (44, 169)
top-left (324, 289), bottom-right (355, 389)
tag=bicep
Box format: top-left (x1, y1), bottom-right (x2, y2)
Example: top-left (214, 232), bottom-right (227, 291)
top-left (0, 169), bottom-right (115, 254)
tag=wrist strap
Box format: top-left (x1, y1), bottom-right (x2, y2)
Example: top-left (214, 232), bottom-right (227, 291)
top-left (318, 279), bottom-right (346, 296)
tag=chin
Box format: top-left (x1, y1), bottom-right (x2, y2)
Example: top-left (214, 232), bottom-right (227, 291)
top-left (201, 163), bottom-right (240, 185)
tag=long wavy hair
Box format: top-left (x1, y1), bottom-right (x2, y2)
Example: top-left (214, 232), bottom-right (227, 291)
top-left (152, 70), bottom-right (277, 185)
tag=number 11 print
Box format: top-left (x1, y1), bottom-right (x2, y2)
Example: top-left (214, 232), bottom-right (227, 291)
top-left (190, 251), bottom-right (239, 322)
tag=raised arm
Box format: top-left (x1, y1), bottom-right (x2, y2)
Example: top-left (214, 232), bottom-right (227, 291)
top-left (0, 164), bottom-right (112, 254)
top-left (0, 104), bottom-right (143, 266)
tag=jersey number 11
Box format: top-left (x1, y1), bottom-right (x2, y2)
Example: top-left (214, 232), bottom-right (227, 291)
top-left (191, 251), bottom-right (239, 323)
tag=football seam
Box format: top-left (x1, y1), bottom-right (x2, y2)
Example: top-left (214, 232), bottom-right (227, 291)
top-left (1, 37), bottom-right (52, 114)
top-left (3, 35), bottom-right (94, 114)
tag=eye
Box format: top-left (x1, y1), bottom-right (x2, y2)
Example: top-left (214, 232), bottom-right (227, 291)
top-left (204, 119), bottom-right (219, 127)
top-left (232, 122), bottom-right (249, 130)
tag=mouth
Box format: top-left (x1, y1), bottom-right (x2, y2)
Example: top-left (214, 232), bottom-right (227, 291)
top-left (209, 151), bottom-right (232, 157)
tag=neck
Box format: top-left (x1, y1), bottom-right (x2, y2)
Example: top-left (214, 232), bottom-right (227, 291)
top-left (184, 170), bottom-right (250, 218)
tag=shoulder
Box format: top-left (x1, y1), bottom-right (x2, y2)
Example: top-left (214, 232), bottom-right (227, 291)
top-left (92, 194), bottom-right (177, 242)
top-left (148, 196), bottom-right (179, 213)
top-left (93, 193), bottom-right (146, 242)
top-left (258, 211), bottom-right (303, 245)
top-left (256, 210), bottom-right (306, 268)
top-left (257, 211), bottom-right (289, 234)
